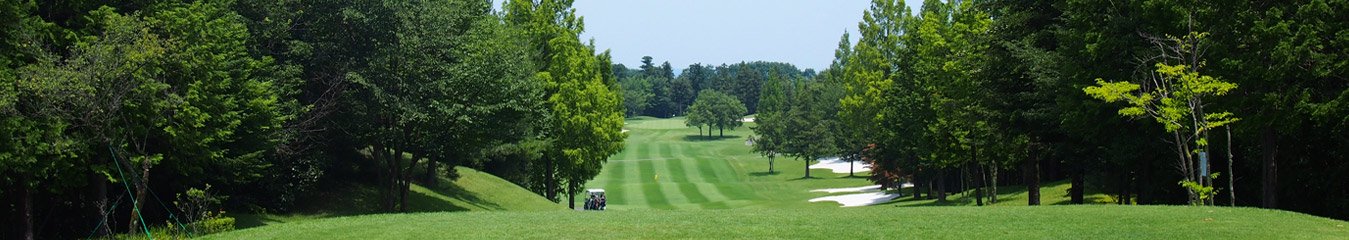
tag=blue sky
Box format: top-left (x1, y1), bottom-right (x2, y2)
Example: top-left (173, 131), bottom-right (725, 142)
top-left (494, 1), bottom-right (924, 71)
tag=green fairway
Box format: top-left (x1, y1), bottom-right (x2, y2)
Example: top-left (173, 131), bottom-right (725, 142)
top-left (202, 205), bottom-right (1349, 239)
top-left (587, 117), bottom-right (877, 210)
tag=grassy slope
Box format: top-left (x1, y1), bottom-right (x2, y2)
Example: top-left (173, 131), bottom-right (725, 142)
top-left (232, 166), bottom-right (563, 228)
top-left (204, 205), bottom-right (1349, 239)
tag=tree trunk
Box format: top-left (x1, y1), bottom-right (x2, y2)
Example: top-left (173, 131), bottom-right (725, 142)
top-left (936, 168), bottom-right (947, 202)
top-left (768, 155), bottom-right (775, 173)
top-left (424, 157), bottom-right (437, 185)
top-left (93, 155), bottom-right (110, 237)
top-left (1226, 126), bottom-right (1235, 206)
top-left (803, 158), bottom-right (811, 178)
top-left (1071, 162), bottom-right (1085, 204)
top-left (372, 145), bottom-right (386, 211)
top-left (391, 146), bottom-right (399, 210)
top-left (959, 163), bottom-right (968, 198)
top-left (912, 171), bottom-right (923, 200)
top-left (973, 145), bottom-right (982, 206)
top-left (1117, 169), bottom-right (1128, 205)
top-left (567, 181), bottom-right (577, 209)
top-left (1137, 160), bottom-right (1150, 204)
top-left (399, 152), bottom-right (414, 212)
top-left (989, 165), bottom-right (998, 204)
top-left (719, 125), bottom-right (724, 137)
top-left (1173, 131), bottom-right (1198, 204)
top-left (1024, 147), bottom-right (1041, 206)
top-left (545, 156), bottom-right (558, 201)
top-left (129, 156), bottom-right (151, 234)
top-left (849, 158), bottom-right (854, 177)
top-left (975, 164), bottom-right (984, 206)
top-left (21, 176), bottom-right (33, 240)
top-left (1260, 129), bottom-right (1278, 208)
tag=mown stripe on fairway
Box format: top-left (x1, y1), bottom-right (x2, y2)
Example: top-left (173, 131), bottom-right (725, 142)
top-left (701, 150), bottom-right (761, 203)
top-left (636, 153), bottom-right (672, 209)
top-left (649, 132), bottom-right (692, 208)
top-left (665, 143), bottom-right (709, 207)
top-left (672, 142), bottom-right (732, 209)
top-left (602, 161), bottom-right (628, 206)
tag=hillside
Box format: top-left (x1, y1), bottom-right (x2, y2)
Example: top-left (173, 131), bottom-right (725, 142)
top-left (205, 205), bottom-right (1348, 239)
top-left (231, 166), bottom-right (564, 229)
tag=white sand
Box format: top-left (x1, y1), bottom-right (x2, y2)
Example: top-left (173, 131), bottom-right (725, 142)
top-left (810, 185), bottom-right (882, 194)
top-left (808, 157), bottom-right (872, 173)
top-left (740, 117), bottom-right (755, 122)
top-left (809, 192), bottom-right (901, 207)
top-left (621, 129), bottom-right (630, 133)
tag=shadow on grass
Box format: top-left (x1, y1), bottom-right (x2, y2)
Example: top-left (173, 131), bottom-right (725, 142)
top-left (837, 175), bottom-right (870, 179)
top-left (681, 135), bottom-right (740, 142)
top-left (749, 171), bottom-right (781, 176)
top-left (408, 176), bottom-right (505, 212)
top-left (788, 176), bottom-right (824, 181)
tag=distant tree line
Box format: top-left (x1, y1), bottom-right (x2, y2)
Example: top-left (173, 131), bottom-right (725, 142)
top-left (0, 0), bottom-right (625, 238)
top-left (615, 57), bottom-right (813, 118)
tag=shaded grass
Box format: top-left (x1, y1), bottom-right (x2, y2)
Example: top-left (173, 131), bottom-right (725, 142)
top-left (230, 167), bottom-right (563, 229)
top-left (205, 205), bottom-right (1349, 239)
top-left (876, 180), bottom-right (1114, 207)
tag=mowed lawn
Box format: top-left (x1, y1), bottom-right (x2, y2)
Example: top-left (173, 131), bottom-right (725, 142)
top-left (203, 205), bottom-right (1349, 239)
top-left (584, 117), bottom-right (875, 210)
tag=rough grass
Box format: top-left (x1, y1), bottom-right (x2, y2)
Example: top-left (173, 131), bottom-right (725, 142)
top-left (202, 205), bottom-right (1349, 239)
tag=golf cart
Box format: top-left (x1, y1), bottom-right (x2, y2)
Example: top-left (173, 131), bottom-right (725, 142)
top-left (583, 189), bottom-right (606, 210)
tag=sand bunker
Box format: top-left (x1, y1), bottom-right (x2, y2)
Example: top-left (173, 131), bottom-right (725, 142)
top-left (808, 183), bottom-right (913, 207)
top-left (809, 157), bottom-right (872, 173)
top-left (809, 192), bottom-right (901, 207)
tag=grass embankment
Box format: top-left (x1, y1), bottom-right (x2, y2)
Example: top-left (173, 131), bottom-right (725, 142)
top-left (231, 166), bottom-right (564, 228)
top-left (204, 205), bottom-right (1349, 239)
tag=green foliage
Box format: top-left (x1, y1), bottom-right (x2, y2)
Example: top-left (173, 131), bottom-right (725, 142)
top-left (781, 80), bottom-right (843, 178)
top-left (172, 184), bottom-right (235, 236)
top-left (1083, 32), bottom-right (1239, 205)
top-left (750, 74), bottom-right (792, 172)
top-left (506, 0), bottom-right (626, 205)
top-left (620, 75), bottom-right (655, 117)
top-left (1179, 173), bottom-right (1222, 205)
top-left (687, 90), bottom-right (747, 137)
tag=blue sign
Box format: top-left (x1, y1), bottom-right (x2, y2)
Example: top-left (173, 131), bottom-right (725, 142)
top-left (1199, 152), bottom-right (1209, 177)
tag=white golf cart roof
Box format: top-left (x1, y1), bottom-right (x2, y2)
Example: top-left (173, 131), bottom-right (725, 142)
top-left (586, 189), bottom-right (605, 193)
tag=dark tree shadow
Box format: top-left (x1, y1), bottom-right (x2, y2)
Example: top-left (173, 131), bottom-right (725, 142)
top-left (789, 176), bottom-right (823, 181)
top-left (681, 135), bottom-right (740, 142)
top-left (749, 171), bottom-right (780, 176)
top-left (407, 176), bottom-right (502, 212)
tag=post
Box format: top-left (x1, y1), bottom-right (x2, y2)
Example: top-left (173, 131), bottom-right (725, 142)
top-left (1226, 126), bottom-right (1235, 206)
